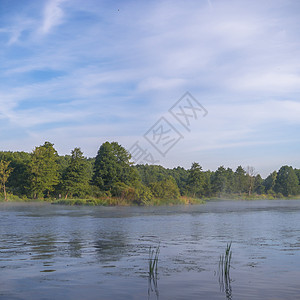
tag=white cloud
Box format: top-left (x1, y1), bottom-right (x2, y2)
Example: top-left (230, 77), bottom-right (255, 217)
top-left (40, 0), bottom-right (67, 34)
top-left (1, 0), bottom-right (300, 176)
top-left (229, 72), bottom-right (300, 92)
top-left (138, 77), bottom-right (186, 92)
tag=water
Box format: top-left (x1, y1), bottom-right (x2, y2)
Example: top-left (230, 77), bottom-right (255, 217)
top-left (1, 200), bottom-right (300, 299)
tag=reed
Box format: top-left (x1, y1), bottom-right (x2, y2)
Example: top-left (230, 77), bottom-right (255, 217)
top-left (148, 245), bottom-right (160, 277)
top-left (219, 242), bottom-right (232, 276)
top-left (148, 245), bottom-right (160, 299)
top-left (218, 242), bottom-right (233, 299)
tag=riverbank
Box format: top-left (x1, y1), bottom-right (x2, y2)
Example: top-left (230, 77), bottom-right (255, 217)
top-left (51, 196), bottom-right (206, 206)
top-left (1, 193), bottom-right (300, 206)
top-left (0, 194), bottom-right (206, 206)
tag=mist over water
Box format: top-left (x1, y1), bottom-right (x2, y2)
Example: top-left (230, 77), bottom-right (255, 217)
top-left (1, 200), bottom-right (300, 299)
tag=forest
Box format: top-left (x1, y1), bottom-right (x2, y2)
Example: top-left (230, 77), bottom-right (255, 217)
top-left (0, 141), bottom-right (299, 205)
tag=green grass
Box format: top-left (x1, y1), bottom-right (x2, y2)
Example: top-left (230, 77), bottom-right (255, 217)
top-left (2, 192), bottom-right (299, 206)
top-left (52, 198), bottom-right (109, 206)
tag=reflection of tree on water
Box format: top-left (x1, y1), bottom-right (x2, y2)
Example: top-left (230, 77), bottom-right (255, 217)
top-left (94, 231), bottom-right (129, 263)
top-left (68, 238), bottom-right (82, 258)
top-left (29, 234), bottom-right (57, 259)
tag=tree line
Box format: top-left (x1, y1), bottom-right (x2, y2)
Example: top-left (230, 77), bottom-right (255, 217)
top-left (0, 141), bottom-right (299, 204)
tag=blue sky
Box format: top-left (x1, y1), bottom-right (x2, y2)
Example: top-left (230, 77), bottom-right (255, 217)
top-left (0, 0), bottom-right (299, 177)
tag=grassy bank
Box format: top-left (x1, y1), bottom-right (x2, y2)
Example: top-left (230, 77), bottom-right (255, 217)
top-left (51, 196), bottom-right (206, 206)
top-left (1, 193), bottom-right (300, 206)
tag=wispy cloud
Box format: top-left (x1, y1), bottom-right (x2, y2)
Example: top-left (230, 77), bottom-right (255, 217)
top-left (0, 0), bottom-right (299, 175)
top-left (40, 0), bottom-right (67, 35)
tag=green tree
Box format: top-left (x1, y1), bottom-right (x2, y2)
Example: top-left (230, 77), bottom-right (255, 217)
top-left (62, 148), bottom-right (91, 199)
top-left (0, 151), bottom-right (31, 196)
top-left (203, 170), bottom-right (213, 197)
top-left (234, 166), bottom-right (247, 195)
top-left (254, 174), bottom-right (265, 194)
top-left (274, 165), bottom-right (299, 196)
top-left (294, 169), bottom-right (300, 186)
top-left (29, 142), bottom-right (59, 199)
top-left (263, 171), bottom-right (277, 194)
top-left (211, 166), bottom-right (228, 196)
top-left (168, 166), bottom-right (188, 195)
top-left (149, 177), bottom-right (180, 200)
top-left (186, 162), bottom-right (204, 198)
top-left (135, 164), bottom-right (169, 186)
top-left (0, 160), bottom-right (13, 201)
top-left (225, 168), bottom-right (234, 194)
top-left (93, 141), bottom-right (138, 191)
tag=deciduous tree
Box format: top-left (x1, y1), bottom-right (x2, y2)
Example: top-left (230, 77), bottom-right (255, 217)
top-left (29, 142), bottom-right (59, 199)
top-left (211, 166), bottom-right (228, 195)
top-left (0, 160), bottom-right (13, 201)
top-left (234, 166), bottom-right (247, 195)
top-left (93, 141), bottom-right (138, 191)
top-left (62, 148), bottom-right (91, 199)
top-left (186, 162), bottom-right (204, 198)
top-left (275, 166), bottom-right (299, 196)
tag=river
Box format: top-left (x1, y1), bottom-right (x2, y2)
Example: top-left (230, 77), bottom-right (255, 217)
top-left (0, 200), bottom-right (300, 299)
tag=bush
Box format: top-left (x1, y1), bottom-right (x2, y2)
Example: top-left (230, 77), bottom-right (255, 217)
top-left (149, 178), bottom-right (180, 200)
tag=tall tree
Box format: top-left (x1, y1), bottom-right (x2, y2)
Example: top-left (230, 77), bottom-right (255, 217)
top-left (211, 166), bottom-right (228, 195)
top-left (62, 148), bottom-right (91, 199)
top-left (29, 142), bottom-right (59, 199)
top-left (274, 165), bottom-right (299, 196)
top-left (254, 174), bottom-right (265, 194)
top-left (225, 168), bottom-right (234, 194)
top-left (294, 169), bottom-right (300, 185)
top-left (168, 166), bottom-right (188, 195)
top-left (203, 171), bottom-right (213, 197)
top-left (263, 171), bottom-right (277, 194)
top-left (93, 141), bottom-right (138, 191)
top-left (0, 160), bottom-right (13, 201)
top-left (0, 151), bottom-right (31, 196)
top-left (186, 162), bottom-right (204, 198)
top-left (234, 166), bottom-right (247, 195)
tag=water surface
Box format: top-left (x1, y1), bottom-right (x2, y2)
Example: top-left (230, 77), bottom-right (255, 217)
top-left (1, 200), bottom-right (300, 299)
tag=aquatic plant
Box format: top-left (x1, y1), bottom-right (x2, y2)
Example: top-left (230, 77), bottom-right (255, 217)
top-left (219, 242), bottom-right (232, 276)
top-left (148, 244), bottom-right (160, 299)
top-left (148, 244), bottom-right (160, 277)
top-left (218, 242), bottom-right (232, 299)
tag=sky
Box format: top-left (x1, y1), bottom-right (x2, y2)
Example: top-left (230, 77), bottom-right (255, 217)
top-left (0, 0), bottom-right (299, 177)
